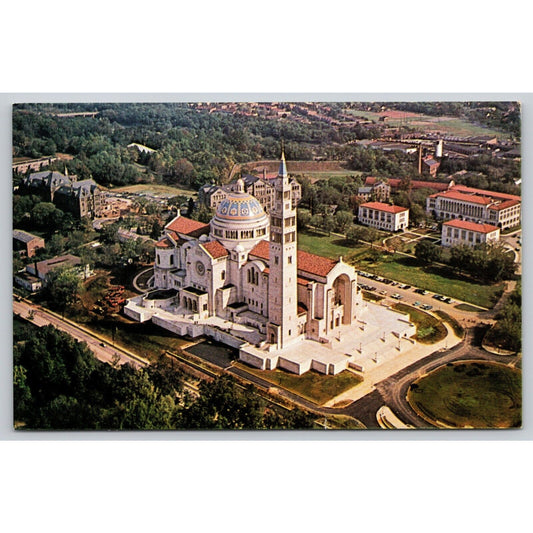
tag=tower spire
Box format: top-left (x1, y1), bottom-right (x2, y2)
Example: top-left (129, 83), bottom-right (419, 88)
top-left (278, 143), bottom-right (288, 179)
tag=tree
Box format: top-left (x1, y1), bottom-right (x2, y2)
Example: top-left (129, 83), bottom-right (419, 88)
top-left (100, 222), bottom-right (120, 244)
top-left (150, 220), bottom-right (162, 240)
top-left (365, 227), bottom-right (381, 248)
top-left (387, 236), bottom-right (403, 254)
top-left (120, 238), bottom-right (142, 265)
top-left (187, 197), bottom-right (195, 217)
top-left (345, 225), bottom-right (366, 244)
top-left (192, 205), bottom-right (214, 224)
top-left (297, 209), bottom-right (312, 231)
top-left (322, 215), bottom-right (335, 235)
top-left (45, 266), bottom-right (83, 313)
top-left (414, 239), bottom-right (442, 264)
top-left (31, 202), bottom-right (63, 231)
top-left (334, 210), bottom-right (353, 234)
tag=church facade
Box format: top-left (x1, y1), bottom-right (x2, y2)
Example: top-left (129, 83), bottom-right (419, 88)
top-left (125, 153), bottom-right (415, 375)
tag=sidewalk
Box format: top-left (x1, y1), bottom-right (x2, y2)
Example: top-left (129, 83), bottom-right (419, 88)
top-left (323, 323), bottom-right (463, 407)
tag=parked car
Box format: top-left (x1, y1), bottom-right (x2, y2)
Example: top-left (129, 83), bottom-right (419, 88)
top-left (391, 293), bottom-right (403, 300)
top-left (420, 304), bottom-right (433, 310)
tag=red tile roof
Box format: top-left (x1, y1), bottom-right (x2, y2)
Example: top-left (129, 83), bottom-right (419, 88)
top-left (249, 240), bottom-right (338, 277)
top-left (360, 202), bottom-right (408, 214)
top-left (443, 219), bottom-right (500, 234)
top-left (201, 240), bottom-right (229, 259)
top-left (155, 237), bottom-right (172, 248)
top-left (432, 190), bottom-right (494, 205)
top-left (249, 240), bottom-right (270, 261)
top-left (451, 184), bottom-right (520, 202)
top-left (365, 177), bottom-right (451, 191)
top-left (165, 215), bottom-right (209, 236)
top-left (297, 250), bottom-right (337, 277)
top-left (487, 199), bottom-right (521, 211)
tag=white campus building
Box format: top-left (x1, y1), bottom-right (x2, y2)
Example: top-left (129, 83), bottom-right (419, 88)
top-left (358, 202), bottom-right (409, 232)
top-left (426, 185), bottom-right (521, 230)
top-left (125, 153), bottom-right (416, 375)
top-left (441, 219), bottom-right (500, 247)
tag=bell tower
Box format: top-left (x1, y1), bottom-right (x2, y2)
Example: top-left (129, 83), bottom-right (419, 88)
top-left (267, 149), bottom-right (298, 349)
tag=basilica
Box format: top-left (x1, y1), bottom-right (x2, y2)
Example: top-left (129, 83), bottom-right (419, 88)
top-left (124, 153), bottom-right (415, 375)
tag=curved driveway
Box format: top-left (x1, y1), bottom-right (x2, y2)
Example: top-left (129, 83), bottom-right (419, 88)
top-left (342, 328), bottom-right (520, 428)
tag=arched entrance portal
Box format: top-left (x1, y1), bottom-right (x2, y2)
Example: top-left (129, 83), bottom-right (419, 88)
top-left (332, 274), bottom-right (352, 325)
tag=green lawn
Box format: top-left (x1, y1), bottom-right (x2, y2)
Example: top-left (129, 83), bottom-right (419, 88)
top-left (392, 303), bottom-right (447, 344)
top-left (408, 361), bottom-right (521, 428)
top-left (87, 317), bottom-right (191, 363)
top-left (434, 310), bottom-right (465, 338)
top-left (294, 170), bottom-right (364, 182)
top-left (298, 230), bottom-right (358, 260)
top-left (297, 231), bottom-right (504, 309)
top-left (234, 363), bottom-right (362, 405)
top-left (112, 183), bottom-right (197, 198)
top-left (344, 109), bottom-right (512, 139)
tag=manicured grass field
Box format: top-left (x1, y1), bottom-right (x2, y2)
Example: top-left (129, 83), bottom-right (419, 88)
top-left (294, 170), bottom-right (364, 182)
top-left (392, 303), bottom-right (447, 344)
top-left (408, 361), bottom-right (521, 428)
top-left (345, 110), bottom-right (511, 139)
top-left (234, 363), bottom-right (362, 405)
top-left (87, 318), bottom-right (191, 363)
top-left (297, 231), bottom-right (504, 309)
top-left (298, 230), bottom-right (358, 260)
top-left (112, 183), bottom-right (197, 198)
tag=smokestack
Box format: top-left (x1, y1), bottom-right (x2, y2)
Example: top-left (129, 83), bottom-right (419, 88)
top-left (418, 145), bottom-right (423, 174)
top-left (436, 139), bottom-right (443, 158)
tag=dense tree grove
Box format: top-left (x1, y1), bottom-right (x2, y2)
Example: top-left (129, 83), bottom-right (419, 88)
top-left (448, 243), bottom-right (516, 283)
top-left (486, 283), bottom-right (521, 352)
top-left (13, 324), bottom-right (315, 430)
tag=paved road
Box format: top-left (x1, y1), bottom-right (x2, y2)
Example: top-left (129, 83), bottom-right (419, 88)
top-left (13, 299), bottom-right (147, 369)
top-left (343, 327), bottom-right (520, 428)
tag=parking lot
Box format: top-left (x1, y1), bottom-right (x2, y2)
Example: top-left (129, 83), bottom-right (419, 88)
top-left (357, 270), bottom-right (463, 313)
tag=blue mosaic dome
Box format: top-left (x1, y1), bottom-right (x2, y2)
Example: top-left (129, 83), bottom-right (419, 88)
top-left (215, 192), bottom-right (266, 222)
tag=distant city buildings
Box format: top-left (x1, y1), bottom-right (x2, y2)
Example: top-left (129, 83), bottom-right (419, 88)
top-left (21, 170), bottom-right (103, 219)
top-left (358, 202), bottom-right (409, 231)
top-left (441, 219), bottom-right (501, 248)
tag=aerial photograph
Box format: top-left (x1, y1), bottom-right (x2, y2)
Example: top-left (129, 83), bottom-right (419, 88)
top-left (12, 101), bottom-right (522, 430)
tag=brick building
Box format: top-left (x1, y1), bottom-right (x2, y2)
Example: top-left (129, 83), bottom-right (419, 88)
top-left (13, 229), bottom-right (45, 258)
